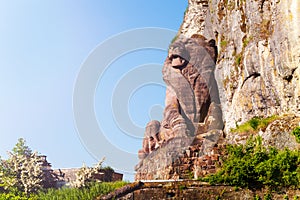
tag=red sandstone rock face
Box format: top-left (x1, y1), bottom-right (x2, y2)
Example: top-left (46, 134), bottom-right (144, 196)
top-left (135, 35), bottom-right (224, 180)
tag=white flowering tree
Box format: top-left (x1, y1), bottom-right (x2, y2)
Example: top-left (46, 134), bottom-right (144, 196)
top-left (71, 158), bottom-right (105, 188)
top-left (0, 138), bottom-right (45, 194)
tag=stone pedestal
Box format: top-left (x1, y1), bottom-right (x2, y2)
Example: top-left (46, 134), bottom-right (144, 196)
top-left (135, 130), bottom-right (224, 181)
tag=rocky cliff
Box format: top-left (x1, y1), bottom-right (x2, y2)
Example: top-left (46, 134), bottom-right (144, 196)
top-left (180, 0), bottom-right (300, 133)
top-left (135, 0), bottom-right (300, 181)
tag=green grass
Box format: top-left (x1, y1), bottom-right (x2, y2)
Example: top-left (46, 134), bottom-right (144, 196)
top-left (37, 181), bottom-right (128, 200)
top-left (0, 181), bottom-right (128, 200)
top-left (0, 193), bottom-right (38, 200)
top-left (231, 115), bottom-right (279, 134)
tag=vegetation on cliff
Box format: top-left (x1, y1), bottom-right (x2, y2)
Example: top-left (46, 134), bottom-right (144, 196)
top-left (202, 136), bottom-right (300, 189)
top-left (231, 115), bottom-right (279, 134)
top-left (292, 127), bottom-right (300, 143)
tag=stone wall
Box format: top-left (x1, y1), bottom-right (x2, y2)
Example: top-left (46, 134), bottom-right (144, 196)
top-left (135, 130), bottom-right (225, 180)
top-left (98, 181), bottom-right (300, 200)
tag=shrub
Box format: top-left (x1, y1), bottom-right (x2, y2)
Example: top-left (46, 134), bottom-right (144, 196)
top-left (201, 136), bottom-right (300, 189)
top-left (249, 117), bottom-right (260, 130)
top-left (291, 127), bottom-right (300, 143)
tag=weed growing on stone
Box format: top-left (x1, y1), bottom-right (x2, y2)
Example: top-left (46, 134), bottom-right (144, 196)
top-left (291, 127), bottom-right (300, 143)
top-left (231, 115), bottom-right (279, 134)
top-left (220, 40), bottom-right (228, 49)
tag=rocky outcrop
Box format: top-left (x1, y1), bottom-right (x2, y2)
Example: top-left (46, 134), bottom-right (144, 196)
top-left (135, 0), bottom-right (300, 181)
top-left (180, 0), bottom-right (300, 134)
top-left (260, 115), bottom-right (300, 150)
top-left (225, 115), bottom-right (300, 149)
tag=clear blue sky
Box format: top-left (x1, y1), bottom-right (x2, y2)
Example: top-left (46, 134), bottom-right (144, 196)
top-left (0, 1), bottom-right (187, 181)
